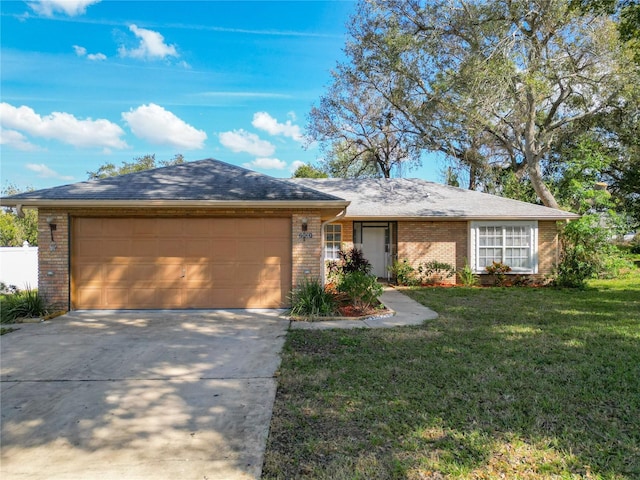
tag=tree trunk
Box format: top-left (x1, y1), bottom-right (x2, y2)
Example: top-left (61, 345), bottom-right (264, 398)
top-left (527, 157), bottom-right (560, 209)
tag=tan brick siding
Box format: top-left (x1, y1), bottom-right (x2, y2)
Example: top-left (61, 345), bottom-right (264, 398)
top-left (38, 209), bottom-right (70, 310)
top-left (291, 212), bottom-right (322, 288)
top-left (538, 220), bottom-right (560, 275)
top-left (397, 221), bottom-right (468, 285)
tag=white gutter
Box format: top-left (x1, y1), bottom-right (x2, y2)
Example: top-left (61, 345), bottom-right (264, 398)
top-left (320, 208), bottom-right (347, 286)
top-left (0, 199), bottom-right (350, 209)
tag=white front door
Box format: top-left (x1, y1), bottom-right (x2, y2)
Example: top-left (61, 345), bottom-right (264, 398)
top-left (362, 227), bottom-right (387, 278)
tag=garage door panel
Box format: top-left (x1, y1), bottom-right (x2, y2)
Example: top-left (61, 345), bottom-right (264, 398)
top-left (211, 241), bottom-right (237, 260)
top-left (101, 239), bottom-right (131, 257)
top-left (185, 239), bottom-right (211, 257)
top-left (264, 218), bottom-right (289, 236)
top-left (210, 219), bottom-right (237, 236)
top-left (128, 288), bottom-right (156, 308)
top-left (75, 287), bottom-right (103, 308)
top-left (157, 238), bottom-right (183, 257)
top-left (75, 263), bottom-right (103, 282)
top-left (185, 264), bottom-right (211, 282)
top-left (132, 218), bottom-right (157, 235)
top-left (104, 264), bottom-right (129, 282)
top-left (131, 238), bottom-right (155, 256)
top-left (72, 217), bottom-right (291, 309)
top-left (264, 240), bottom-right (289, 259)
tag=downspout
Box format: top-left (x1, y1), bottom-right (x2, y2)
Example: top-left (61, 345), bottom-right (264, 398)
top-left (320, 209), bottom-right (347, 286)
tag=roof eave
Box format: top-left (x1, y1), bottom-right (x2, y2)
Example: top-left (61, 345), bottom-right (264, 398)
top-left (0, 199), bottom-right (351, 209)
top-left (341, 214), bottom-right (580, 221)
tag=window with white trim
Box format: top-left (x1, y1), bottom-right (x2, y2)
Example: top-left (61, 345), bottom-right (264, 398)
top-left (325, 224), bottom-right (342, 260)
top-left (470, 221), bottom-right (538, 274)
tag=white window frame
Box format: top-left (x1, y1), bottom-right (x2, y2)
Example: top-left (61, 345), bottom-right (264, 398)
top-left (324, 224), bottom-right (342, 261)
top-left (469, 221), bottom-right (538, 274)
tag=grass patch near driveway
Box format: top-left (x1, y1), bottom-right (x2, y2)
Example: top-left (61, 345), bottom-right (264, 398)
top-left (263, 272), bottom-right (640, 479)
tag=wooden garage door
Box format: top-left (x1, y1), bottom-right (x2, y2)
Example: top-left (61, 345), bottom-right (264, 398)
top-left (71, 217), bottom-right (291, 309)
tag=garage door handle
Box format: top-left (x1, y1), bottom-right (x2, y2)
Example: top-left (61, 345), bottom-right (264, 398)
top-left (181, 268), bottom-right (186, 278)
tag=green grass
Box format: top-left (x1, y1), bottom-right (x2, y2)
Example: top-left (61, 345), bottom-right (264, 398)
top-left (263, 270), bottom-right (640, 479)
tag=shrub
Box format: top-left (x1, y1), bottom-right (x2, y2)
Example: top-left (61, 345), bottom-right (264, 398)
top-left (337, 248), bottom-right (372, 275)
top-left (554, 214), bottom-right (625, 288)
top-left (388, 260), bottom-right (419, 286)
top-left (337, 271), bottom-right (383, 311)
top-left (458, 260), bottom-right (479, 286)
top-left (418, 260), bottom-right (456, 284)
top-left (485, 261), bottom-right (512, 286)
top-left (289, 278), bottom-right (337, 318)
top-left (0, 286), bottom-right (47, 324)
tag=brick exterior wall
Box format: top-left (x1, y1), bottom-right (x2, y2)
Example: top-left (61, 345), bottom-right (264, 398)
top-left (538, 220), bottom-right (560, 275)
top-left (397, 221), bottom-right (468, 285)
top-left (291, 212), bottom-right (322, 288)
top-left (38, 209), bottom-right (70, 310)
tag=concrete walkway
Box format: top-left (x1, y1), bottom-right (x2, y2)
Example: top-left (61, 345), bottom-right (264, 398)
top-left (289, 286), bottom-right (438, 330)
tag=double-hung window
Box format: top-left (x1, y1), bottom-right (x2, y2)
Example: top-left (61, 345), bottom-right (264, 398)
top-left (324, 224), bottom-right (342, 260)
top-left (470, 221), bottom-right (538, 274)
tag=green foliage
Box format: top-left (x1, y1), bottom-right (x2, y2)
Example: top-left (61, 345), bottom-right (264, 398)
top-left (485, 261), bottom-right (512, 286)
top-left (554, 214), bottom-right (621, 287)
top-left (0, 185), bottom-right (38, 246)
top-left (336, 248), bottom-right (372, 275)
top-left (291, 163), bottom-right (328, 178)
top-left (336, 271), bottom-right (383, 310)
top-left (388, 259), bottom-right (419, 286)
top-left (458, 259), bottom-right (479, 286)
top-left (0, 286), bottom-right (47, 324)
top-left (417, 260), bottom-right (455, 284)
top-left (87, 153), bottom-right (184, 179)
top-left (289, 278), bottom-right (337, 318)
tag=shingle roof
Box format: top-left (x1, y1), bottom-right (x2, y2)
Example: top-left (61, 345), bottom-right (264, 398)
top-left (1, 159), bottom-right (346, 205)
top-left (287, 178), bottom-right (579, 220)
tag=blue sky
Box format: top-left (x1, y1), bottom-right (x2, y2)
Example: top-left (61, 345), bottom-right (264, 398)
top-left (1, 0), bottom-right (443, 191)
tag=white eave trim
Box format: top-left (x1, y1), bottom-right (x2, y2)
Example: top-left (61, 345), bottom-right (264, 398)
top-left (0, 199), bottom-right (351, 209)
top-left (341, 214), bottom-right (579, 221)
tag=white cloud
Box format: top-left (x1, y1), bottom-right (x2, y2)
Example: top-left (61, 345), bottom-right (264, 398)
top-left (244, 158), bottom-right (287, 170)
top-left (73, 45), bottom-right (106, 61)
top-left (0, 128), bottom-right (39, 151)
top-left (251, 111), bottom-right (303, 142)
top-left (28, 0), bottom-right (101, 16)
top-left (219, 129), bottom-right (275, 156)
top-left (0, 103), bottom-right (128, 149)
top-left (118, 24), bottom-right (178, 60)
top-left (290, 160), bottom-right (306, 172)
top-left (26, 163), bottom-right (74, 181)
top-left (122, 103), bottom-right (206, 150)
top-left (87, 52), bottom-right (106, 61)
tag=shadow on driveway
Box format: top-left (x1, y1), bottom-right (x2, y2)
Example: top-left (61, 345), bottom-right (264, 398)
top-left (1, 310), bottom-right (289, 480)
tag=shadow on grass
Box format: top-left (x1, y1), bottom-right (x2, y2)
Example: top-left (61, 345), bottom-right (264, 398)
top-left (263, 285), bottom-right (640, 479)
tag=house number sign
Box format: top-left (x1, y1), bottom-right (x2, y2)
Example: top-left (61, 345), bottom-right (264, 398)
top-left (298, 232), bottom-right (313, 241)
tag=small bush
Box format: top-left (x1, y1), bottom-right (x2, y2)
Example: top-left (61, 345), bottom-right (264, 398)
top-left (337, 271), bottom-right (383, 311)
top-left (458, 260), bottom-right (479, 286)
top-left (388, 260), bottom-right (419, 286)
top-left (485, 261), bottom-right (512, 286)
top-left (337, 248), bottom-right (372, 275)
top-left (418, 260), bottom-right (456, 284)
top-left (0, 286), bottom-right (47, 324)
top-left (289, 278), bottom-right (336, 317)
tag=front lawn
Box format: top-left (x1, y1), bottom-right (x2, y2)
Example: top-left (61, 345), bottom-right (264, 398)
top-left (263, 271), bottom-right (640, 479)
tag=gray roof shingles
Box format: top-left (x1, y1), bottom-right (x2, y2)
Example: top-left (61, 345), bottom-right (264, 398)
top-left (287, 178), bottom-right (579, 220)
top-left (3, 159), bottom-right (344, 203)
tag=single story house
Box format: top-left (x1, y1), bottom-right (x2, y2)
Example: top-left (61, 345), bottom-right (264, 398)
top-left (0, 158), bottom-right (578, 310)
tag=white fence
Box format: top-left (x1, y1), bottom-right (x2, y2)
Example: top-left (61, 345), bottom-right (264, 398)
top-left (0, 244), bottom-right (38, 290)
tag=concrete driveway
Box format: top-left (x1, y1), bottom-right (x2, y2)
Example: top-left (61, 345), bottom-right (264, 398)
top-left (1, 310), bottom-right (290, 480)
